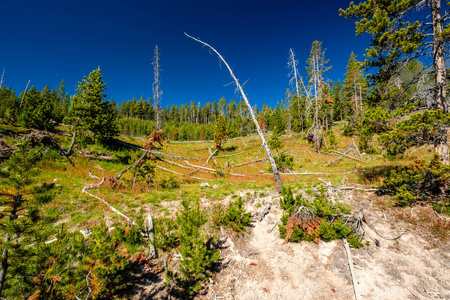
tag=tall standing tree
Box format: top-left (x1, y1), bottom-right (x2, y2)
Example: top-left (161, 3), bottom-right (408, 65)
top-left (340, 0), bottom-right (449, 164)
top-left (153, 45), bottom-right (162, 130)
top-left (67, 67), bottom-right (118, 142)
top-left (343, 52), bottom-right (367, 117)
top-left (306, 41), bottom-right (331, 153)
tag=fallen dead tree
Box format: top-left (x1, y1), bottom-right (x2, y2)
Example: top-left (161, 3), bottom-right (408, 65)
top-left (82, 177), bottom-right (135, 224)
top-left (185, 33), bottom-right (283, 194)
top-left (233, 157), bottom-right (268, 167)
top-left (156, 165), bottom-right (211, 181)
top-left (284, 206), bottom-right (322, 244)
top-left (184, 160), bottom-right (246, 177)
top-left (186, 148), bottom-right (218, 176)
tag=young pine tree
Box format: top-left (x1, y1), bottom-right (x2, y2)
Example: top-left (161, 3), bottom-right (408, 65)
top-left (0, 139), bottom-right (55, 297)
top-left (214, 113), bottom-right (227, 149)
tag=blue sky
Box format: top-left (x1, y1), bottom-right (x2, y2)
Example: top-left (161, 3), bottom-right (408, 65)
top-left (1, 0), bottom-right (369, 109)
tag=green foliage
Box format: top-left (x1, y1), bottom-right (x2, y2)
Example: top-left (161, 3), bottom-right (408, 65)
top-left (213, 197), bottom-right (252, 232)
top-left (379, 110), bottom-right (450, 159)
top-left (268, 130), bottom-right (283, 151)
top-left (214, 113), bottom-right (227, 149)
top-left (165, 199), bottom-right (219, 296)
top-left (357, 107), bottom-right (392, 150)
top-left (380, 154), bottom-right (450, 208)
top-left (67, 68), bottom-right (118, 143)
top-left (154, 217), bottom-right (179, 252)
top-left (268, 153), bottom-right (294, 173)
top-left (278, 187), bottom-right (360, 246)
top-left (159, 176), bottom-right (180, 189)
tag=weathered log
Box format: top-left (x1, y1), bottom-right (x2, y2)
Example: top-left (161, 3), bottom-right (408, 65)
top-left (187, 148), bottom-right (218, 176)
top-left (343, 238), bottom-right (362, 300)
top-left (156, 165), bottom-right (211, 181)
top-left (332, 149), bottom-right (366, 163)
top-left (257, 204), bottom-right (271, 222)
top-left (146, 214), bottom-right (156, 259)
top-left (233, 158), bottom-right (268, 167)
top-left (116, 150), bottom-right (149, 180)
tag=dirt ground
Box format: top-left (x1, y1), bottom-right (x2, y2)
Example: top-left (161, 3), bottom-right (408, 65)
top-left (132, 189), bottom-right (450, 300)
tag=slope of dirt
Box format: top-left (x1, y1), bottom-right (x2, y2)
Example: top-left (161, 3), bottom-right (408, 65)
top-left (202, 191), bottom-right (450, 300)
top-left (130, 189), bottom-right (449, 300)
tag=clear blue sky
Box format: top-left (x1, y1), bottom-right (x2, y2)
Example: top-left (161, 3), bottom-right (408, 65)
top-left (1, 0), bottom-right (369, 109)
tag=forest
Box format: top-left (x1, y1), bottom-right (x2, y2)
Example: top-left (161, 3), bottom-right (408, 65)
top-left (0, 1), bottom-right (449, 299)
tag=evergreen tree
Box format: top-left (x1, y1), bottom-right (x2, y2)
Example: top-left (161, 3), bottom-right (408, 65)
top-left (343, 52), bottom-right (367, 118)
top-left (214, 113), bottom-right (227, 149)
top-left (340, 0), bottom-right (450, 164)
top-left (0, 140), bottom-right (54, 297)
top-left (67, 68), bottom-right (118, 142)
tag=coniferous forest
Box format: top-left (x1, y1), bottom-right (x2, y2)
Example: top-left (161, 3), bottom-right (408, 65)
top-left (1, 1), bottom-right (450, 299)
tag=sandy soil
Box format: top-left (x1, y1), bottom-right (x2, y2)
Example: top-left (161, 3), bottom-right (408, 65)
top-left (132, 189), bottom-right (450, 300)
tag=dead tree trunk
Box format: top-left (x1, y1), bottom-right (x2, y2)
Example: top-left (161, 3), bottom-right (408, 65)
top-left (153, 45), bottom-right (162, 130)
top-left (432, 0), bottom-right (449, 164)
top-left (185, 33), bottom-right (283, 194)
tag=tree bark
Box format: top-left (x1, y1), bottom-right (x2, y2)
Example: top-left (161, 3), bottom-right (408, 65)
top-left (185, 33), bottom-right (283, 194)
top-left (432, 0), bottom-right (449, 164)
top-left (0, 235), bottom-right (9, 297)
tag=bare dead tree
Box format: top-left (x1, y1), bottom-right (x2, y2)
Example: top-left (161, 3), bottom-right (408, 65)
top-left (153, 45), bottom-right (162, 130)
top-left (288, 48), bottom-right (300, 97)
top-left (185, 33), bottom-right (283, 194)
top-left (0, 68), bottom-right (5, 89)
top-left (19, 80), bottom-right (30, 108)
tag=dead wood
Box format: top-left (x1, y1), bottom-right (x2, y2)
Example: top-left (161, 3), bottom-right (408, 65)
top-left (185, 33), bottom-right (283, 194)
top-left (352, 138), bottom-right (362, 159)
top-left (145, 214), bottom-right (157, 259)
top-left (343, 237), bottom-right (362, 300)
top-left (255, 170), bottom-right (355, 176)
top-left (284, 207), bottom-right (322, 244)
top-left (184, 160), bottom-right (246, 177)
top-left (215, 150), bottom-right (245, 158)
top-left (82, 177), bottom-right (135, 224)
top-left (0, 141), bottom-right (14, 161)
top-left (233, 158), bottom-right (268, 167)
top-left (116, 150), bottom-right (149, 180)
top-left (113, 138), bottom-right (199, 161)
top-left (156, 165), bottom-right (211, 181)
top-left (160, 158), bottom-right (195, 170)
top-left (332, 149), bottom-right (366, 163)
top-left (64, 130), bottom-right (76, 156)
top-left (186, 148), bottom-right (218, 176)
top-left (257, 204), bottom-right (271, 222)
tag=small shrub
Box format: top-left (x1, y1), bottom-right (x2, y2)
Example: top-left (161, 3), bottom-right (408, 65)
top-left (213, 197), bottom-right (252, 232)
top-left (278, 187), bottom-right (361, 246)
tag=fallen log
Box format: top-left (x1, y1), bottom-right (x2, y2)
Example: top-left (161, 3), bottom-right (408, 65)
top-left (343, 238), bottom-right (362, 300)
top-left (233, 158), bottom-right (268, 167)
top-left (184, 161), bottom-right (246, 177)
top-left (332, 149), bottom-right (366, 163)
top-left (257, 204), bottom-right (271, 222)
top-left (156, 165), bottom-right (212, 181)
top-left (187, 148), bottom-right (218, 175)
top-left (116, 150), bottom-right (149, 180)
top-left (215, 150), bottom-right (245, 158)
top-left (82, 178), bottom-right (135, 224)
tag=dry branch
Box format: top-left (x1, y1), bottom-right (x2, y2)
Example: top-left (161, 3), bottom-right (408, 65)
top-left (156, 165), bottom-right (211, 181)
top-left (116, 150), bottom-right (149, 180)
top-left (187, 148), bottom-right (218, 175)
top-left (352, 138), bottom-right (363, 159)
top-left (184, 160), bottom-right (246, 177)
top-left (343, 238), bottom-right (362, 300)
top-left (257, 204), bottom-right (271, 222)
top-left (146, 214), bottom-right (156, 258)
top-left (215, 150), bottom-right (245, 158)
top-left (185, 33), bottom-right (283, 194)
top-left (233, 158), bottom-right (268, 167)
top-left (332, 149), bottom-right (366, 163)
top-left (161, 158), bottom-right (195, 170)
top-left (82, 178), bottom-right (135, 224)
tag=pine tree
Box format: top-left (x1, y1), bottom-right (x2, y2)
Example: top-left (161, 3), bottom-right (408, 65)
top-left (214, 113), bottom-right (227, 149)
top-left (340, 0), bottom-right (450, 164)
top-left (343, 52), bottom-right (367, 118)
top-left (0, 139), bottom-right (54, 297)
top-left (67, 68), bottom-right (118, 142)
